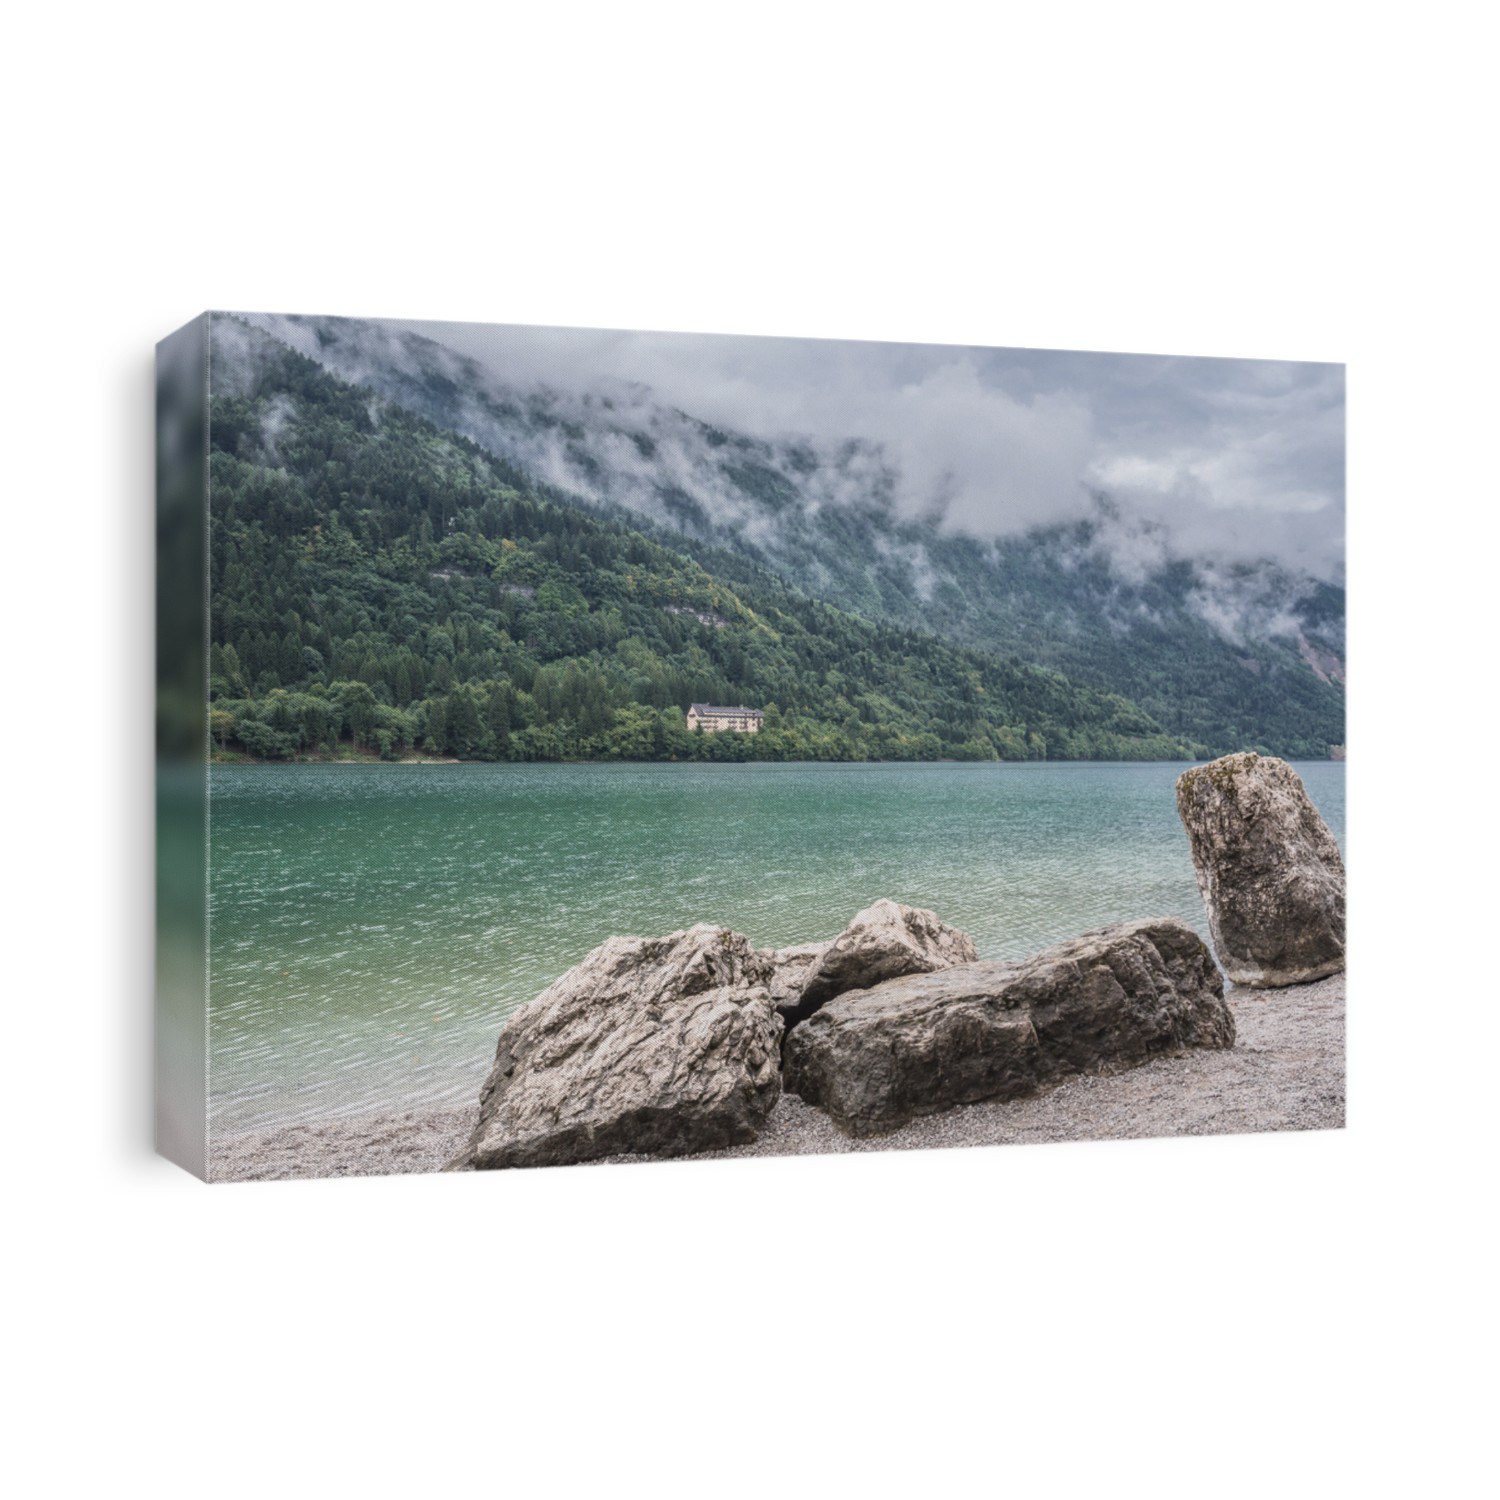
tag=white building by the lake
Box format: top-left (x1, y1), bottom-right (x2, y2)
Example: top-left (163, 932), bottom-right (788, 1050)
top-left (686, 703), bottom-right (764, 734)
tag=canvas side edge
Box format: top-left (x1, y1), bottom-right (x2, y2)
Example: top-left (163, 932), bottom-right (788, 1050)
top-left (155, 315), bottom-right (210, 1180)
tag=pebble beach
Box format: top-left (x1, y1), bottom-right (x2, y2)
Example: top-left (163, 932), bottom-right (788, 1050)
top-left (208, 971), bottom-right (1345, 1182)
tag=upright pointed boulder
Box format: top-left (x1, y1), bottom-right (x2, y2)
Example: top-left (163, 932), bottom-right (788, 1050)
top-left (1175, 752), bottom-right (1345, 988)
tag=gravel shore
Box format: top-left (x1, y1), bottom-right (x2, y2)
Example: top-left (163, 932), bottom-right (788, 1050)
top-left (208, 971), bottom-right (1344, 1182)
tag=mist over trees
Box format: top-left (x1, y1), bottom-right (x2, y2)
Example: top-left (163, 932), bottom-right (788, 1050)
top-left (207, 333), bottom-right (1199, 765)
top-left (239, 314), bottom-right (1345, 758)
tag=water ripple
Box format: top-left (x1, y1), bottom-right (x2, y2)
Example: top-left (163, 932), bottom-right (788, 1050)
top-left (207, 761), bottom-right (1345, 1134)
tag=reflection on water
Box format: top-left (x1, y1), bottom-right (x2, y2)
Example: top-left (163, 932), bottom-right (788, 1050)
top-left (207, 760), bottom-right (1345, 1134)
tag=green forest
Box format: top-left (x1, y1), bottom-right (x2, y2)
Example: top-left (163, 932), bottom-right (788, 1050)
top-left (296, 312), bottom-right (1342, 758)
top-left (206, 332), bottom-right (1203, 764)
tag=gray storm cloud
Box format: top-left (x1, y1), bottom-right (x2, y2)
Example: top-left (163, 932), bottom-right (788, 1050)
top-left (241, 312), bottom-right (1344, 582)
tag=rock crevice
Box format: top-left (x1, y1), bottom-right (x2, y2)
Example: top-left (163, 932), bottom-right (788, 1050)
top-left (768, 898), bottom-right (978, 1036)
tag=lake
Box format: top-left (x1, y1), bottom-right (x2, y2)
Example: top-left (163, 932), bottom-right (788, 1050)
top-left (206, 760), bottom-right (1345, 1134)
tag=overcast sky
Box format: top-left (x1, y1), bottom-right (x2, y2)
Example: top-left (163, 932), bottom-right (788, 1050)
top-left (386, 318), bottom-right (1345, 578)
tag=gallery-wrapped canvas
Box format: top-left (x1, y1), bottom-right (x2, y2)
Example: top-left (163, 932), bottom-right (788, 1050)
top-left (155, 313), bottom-right (1345, 1182)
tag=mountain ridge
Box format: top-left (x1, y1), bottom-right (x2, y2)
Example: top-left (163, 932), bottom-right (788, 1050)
top-left (218, 312), bottom-right (1344, 758)
top-left (205, 316), bottom-right (1200, 765)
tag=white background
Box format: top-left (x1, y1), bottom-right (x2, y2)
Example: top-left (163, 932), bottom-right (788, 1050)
top-left (4, 4), bottom-right (1493, 1495)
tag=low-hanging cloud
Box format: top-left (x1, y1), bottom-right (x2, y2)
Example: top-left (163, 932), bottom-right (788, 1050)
top-left (238, 312), bottom-right (1344, 583)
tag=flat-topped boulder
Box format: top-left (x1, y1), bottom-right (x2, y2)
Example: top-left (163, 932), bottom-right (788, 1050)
top-left (776, 899), bottom-right (978, 1034)
top-left (1176, 753), bottom-right (1345, 988)
top-left (782, 918), bottom-right (1234, 1136)
top-left (450, 924), bottom-right (782, 1170)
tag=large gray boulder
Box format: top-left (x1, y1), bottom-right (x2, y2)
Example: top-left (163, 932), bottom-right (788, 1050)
top-left (451, 925), bottom-right (783, 1170)
top-left (1175, 752), bottom-right (1345, 988)
top-left (783, 919), bottom-right (1234, 1136)
top-left (777, 899), bottom-right (978, 1034)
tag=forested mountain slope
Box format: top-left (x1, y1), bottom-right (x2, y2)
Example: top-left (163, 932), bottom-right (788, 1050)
top-left (235, 313), bottom-right (1343, 756)
top-left (206, 319), bottom-right (1195, 763)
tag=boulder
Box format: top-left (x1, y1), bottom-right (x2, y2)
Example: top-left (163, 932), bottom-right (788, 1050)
top-left (761, 940), bottom-right (833, 1017)
top-left (783, 918), bottom-right (1234, 1136)
top-left (1175, 752), bottom-right (1345, 988)
top-left (778, 899), bottom-right (979, 1034)
top-left (451, 924), bottom-right (783, 1170)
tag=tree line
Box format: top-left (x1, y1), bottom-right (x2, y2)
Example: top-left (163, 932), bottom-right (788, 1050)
top-left (206, 325), bottom-right (1202, 766)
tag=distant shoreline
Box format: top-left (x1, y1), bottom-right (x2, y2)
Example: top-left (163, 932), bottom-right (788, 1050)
top-left (207, 753), bottom-right (1343, 769)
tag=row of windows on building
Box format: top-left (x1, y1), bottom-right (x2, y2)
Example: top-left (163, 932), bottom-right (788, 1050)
top-left (685, 703), bottom-right (765, 734)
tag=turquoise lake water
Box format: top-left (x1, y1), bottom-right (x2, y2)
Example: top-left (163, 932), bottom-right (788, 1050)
top-left (206, 760), bottom-right (1345, 1134)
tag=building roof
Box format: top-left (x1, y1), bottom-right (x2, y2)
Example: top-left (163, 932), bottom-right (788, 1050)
top-left (689, 703), bottom-right (762, 716)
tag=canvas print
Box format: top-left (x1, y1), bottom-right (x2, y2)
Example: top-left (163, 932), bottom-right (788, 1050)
top-left (154, 313), bottom-right (1345, 1182)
